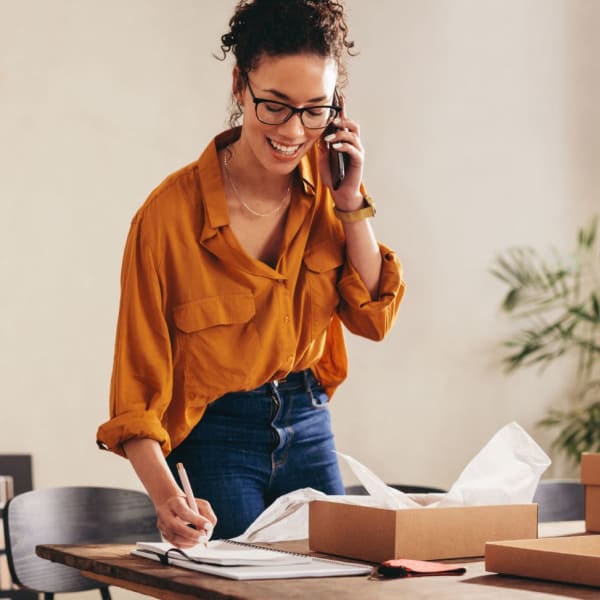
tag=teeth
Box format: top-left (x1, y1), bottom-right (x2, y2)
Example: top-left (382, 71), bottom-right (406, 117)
top-left (269, 139), bottom-right (300, 155)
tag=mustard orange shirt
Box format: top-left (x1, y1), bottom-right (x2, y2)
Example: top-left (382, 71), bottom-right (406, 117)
top-left (97, 128), bottom-right (405, 457)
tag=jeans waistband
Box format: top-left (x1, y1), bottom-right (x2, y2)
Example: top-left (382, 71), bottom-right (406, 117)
top-left (267, 369), bottom-right (317, 391)
top-left (209, 369), bottom-right (326, 415)
top-left (268, 369), bottom-right (326, 407)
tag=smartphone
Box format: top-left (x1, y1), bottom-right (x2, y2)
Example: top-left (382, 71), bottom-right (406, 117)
top-left (325, 92), bottom-right (350, 190)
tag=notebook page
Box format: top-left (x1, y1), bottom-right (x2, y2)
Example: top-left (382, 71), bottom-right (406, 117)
top-left (132, 548), bottom-right (372, 580)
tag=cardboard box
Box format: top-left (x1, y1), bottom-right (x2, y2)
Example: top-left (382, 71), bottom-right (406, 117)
top-left (581, 452), bottom-right (600, 532)
top-left (308, 500), bottom-right (538, 562)
top-left (486, 534), bottom-right (600, 587)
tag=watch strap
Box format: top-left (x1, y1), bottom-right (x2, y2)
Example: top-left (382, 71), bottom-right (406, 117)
top-left (333, 194), bottom-right (376, 223)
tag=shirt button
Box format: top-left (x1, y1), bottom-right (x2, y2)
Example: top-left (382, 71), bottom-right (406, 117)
top-left (284, 315), bottom-right (290, 323)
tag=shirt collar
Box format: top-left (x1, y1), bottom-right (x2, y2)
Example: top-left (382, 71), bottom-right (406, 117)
top-left (297, 152), bottom-right (317, 197)
top-left (196, 128), bottom-right (239, 237)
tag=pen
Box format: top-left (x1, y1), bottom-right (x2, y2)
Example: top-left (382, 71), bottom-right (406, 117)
top-left (176, 462), bottom-right (211, 546)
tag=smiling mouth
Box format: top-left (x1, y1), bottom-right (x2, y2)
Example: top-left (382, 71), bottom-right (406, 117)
top-left (267, 138), bottom-right (302, 156)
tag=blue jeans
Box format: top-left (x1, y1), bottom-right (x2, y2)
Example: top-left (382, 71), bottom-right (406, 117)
top-left (166, 369), bottom-right (345, 539)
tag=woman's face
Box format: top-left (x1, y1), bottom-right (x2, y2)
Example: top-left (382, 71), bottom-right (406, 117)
top-left (234, 53), bottom-right (338, 177)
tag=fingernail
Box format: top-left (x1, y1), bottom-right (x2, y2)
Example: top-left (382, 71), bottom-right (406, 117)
top-left (332, 142), bottom-right (343, 149)
top-left (323, 134), bottom-right (335, 142)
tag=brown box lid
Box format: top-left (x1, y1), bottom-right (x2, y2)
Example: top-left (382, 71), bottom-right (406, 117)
top-left (486, 535), bottom-right (600, 587)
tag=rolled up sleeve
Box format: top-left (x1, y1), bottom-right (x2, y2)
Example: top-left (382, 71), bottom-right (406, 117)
top-left (337, 243), bottom-right (405, 340)
top-left (96, 215), bottom-right (173, 457)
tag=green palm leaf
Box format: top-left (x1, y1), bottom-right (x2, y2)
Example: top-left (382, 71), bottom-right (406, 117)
top-left (492, 216), bottom-right (600, 464)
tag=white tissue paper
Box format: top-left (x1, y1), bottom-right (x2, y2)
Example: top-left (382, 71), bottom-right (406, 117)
top-left (233, 421), bottom-right (550, 543)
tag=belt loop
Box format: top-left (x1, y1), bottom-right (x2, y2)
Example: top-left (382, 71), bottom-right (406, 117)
top-left (303, 369), bottom-right (319, 407)
top-left (269, 380), bottom-right (279, 398)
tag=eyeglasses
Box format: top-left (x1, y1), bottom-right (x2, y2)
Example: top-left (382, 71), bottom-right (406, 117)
top-left (245, 78), bottom-right (341, 130)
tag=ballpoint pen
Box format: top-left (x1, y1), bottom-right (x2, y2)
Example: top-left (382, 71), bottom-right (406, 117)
top-left (176, 462), bottom-right (211, 546)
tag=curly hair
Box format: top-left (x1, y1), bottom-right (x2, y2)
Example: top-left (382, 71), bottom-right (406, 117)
top-left (217, 0), bottom-right (356, 126)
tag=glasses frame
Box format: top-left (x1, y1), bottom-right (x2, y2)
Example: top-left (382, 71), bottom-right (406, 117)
top-left (245, 78), bottom-right (341, 130)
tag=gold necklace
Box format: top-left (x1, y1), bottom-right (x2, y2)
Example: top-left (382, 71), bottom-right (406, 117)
top-left (223, 152), bottom-right (291, 218)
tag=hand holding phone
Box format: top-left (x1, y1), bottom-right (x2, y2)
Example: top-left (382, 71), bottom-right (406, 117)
top-left (325, 91), bottom-right (351, 190)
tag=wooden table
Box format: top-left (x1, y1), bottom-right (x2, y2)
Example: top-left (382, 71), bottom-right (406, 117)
top-left (36, 522), bottom-right (597, 600)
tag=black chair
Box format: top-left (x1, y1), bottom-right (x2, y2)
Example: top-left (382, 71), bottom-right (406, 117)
top-left (532, 479), bottom-right (585, 522)
top-left (3, 486), bottom-right (159, 599)
top-left (345, 483), bottom-right (446, 495)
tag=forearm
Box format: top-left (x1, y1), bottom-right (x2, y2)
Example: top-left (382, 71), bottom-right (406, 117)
top-left (342, 218), bottom-right (382, 299)
top-left (123, 438), bottom-right (182, 506)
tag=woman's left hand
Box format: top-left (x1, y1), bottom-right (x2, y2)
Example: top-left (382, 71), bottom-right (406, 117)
top-left (317, 111), bottom-right (365, 210)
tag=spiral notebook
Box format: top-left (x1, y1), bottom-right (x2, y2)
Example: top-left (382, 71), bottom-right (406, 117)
top-left (132, 539), bottom-right (372, 580)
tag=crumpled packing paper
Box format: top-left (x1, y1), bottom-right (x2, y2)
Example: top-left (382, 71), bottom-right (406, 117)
top-left (233, 421), bottom-right (550, 543)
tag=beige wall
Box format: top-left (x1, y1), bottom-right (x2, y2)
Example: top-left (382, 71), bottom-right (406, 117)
top-left (1, 1), bottom-right (598, 597)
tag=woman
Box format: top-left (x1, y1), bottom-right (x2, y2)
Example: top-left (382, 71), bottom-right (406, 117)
top-left (97, 0), bottom-right (405, 545)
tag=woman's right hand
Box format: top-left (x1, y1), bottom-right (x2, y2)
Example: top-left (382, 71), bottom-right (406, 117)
top-left (122, 438), bottom-right (218, 548)
top-left (156, 494), bottom-right (217, 548)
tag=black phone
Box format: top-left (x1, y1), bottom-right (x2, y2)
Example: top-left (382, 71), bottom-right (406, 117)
top-left (325, 92), bottom-right (350, 190)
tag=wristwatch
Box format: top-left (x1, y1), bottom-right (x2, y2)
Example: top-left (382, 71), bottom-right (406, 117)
top-left (333, 194), bottom-right (376, 223)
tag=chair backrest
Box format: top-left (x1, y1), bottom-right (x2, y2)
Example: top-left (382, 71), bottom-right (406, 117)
top-left (3, 486), bottom-right (159, 594)
top-left (532, 479), bottom-right (584, 522)
top-left (345, 483), bottom-right (446, 495)
top-left (0, 455), bottom-right (33, 497)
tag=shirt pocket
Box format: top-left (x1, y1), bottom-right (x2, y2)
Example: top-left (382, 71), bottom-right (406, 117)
top-left (172, 293), bottom-right (259, 401)
top-left (303, 241), bottom-right (344, 339)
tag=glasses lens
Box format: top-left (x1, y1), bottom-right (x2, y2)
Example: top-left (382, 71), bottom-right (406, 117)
top-left (301, 107), bottom-right (337, 129)
top-left (256, 101), bottom-right (293, 125)
top-left (255, 101), bottom-right (338, 129)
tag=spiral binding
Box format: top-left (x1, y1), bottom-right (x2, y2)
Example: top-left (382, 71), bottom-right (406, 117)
top-left (223, 539), bottom-right (369, 567)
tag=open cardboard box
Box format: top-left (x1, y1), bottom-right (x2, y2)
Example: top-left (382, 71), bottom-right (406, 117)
top-left (581, 452), bottom-right (600, 532)
top-left (486, 534), bottom-right (600, 588)
top-left (308, 500), bottom-right (538, 562)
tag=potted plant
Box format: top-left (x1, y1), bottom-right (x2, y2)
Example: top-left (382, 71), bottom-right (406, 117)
top-left (491, 216), bottom-right (600, 464)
